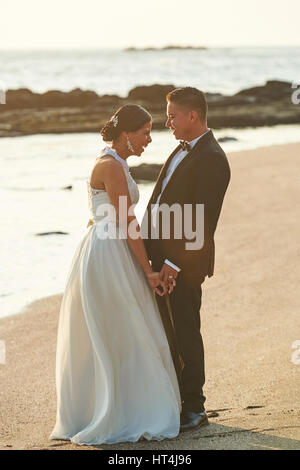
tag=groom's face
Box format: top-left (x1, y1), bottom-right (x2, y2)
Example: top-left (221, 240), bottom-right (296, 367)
top-left (165, 101), bottom-right (192, 140)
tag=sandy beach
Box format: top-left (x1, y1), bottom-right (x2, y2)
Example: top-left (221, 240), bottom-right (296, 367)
top-left (1, 141), bottom-right (300, 451)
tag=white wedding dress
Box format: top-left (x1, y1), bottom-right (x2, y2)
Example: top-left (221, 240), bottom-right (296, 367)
top-left (50, 147), bottom-right (181, 446)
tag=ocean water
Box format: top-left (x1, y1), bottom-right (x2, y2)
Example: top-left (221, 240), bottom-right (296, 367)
top-left (1, 45), bottom-right (300, 319)
top-left (0, 47), bottom-right (300, 96)
top-left (1, 125), bottom-right (300, 320)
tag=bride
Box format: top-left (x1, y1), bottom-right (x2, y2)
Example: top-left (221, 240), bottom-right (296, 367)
top-left (50, 104), bottom-right (181, 446)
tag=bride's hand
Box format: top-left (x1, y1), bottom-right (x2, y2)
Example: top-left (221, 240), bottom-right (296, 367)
top-left (146, 272), bottom-right (167, 296)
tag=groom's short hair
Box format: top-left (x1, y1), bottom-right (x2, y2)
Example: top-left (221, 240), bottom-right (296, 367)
top-left (166, 87), bottom-right (208, 121)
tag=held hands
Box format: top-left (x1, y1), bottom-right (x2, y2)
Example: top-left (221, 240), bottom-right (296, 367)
top-left (146, 264), bottom-right (178, 296)
top-left (159, 263), bottom-right (178, 294)
top-left (146, 272), bottom-right (168, 296)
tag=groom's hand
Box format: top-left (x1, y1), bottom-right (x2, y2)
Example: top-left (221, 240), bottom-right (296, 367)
top-left (159, 264), bottom-right (178, 294)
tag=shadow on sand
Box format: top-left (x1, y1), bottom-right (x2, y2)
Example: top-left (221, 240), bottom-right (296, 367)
top-left (48, 420), bottom-right (300, 451)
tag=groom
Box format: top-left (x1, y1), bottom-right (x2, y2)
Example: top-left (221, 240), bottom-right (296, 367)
top-left (142, 87), bottom-right (231, 431)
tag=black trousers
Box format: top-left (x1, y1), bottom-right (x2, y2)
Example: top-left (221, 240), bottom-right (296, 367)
top-left (155, 275), bottom-right (206, 413)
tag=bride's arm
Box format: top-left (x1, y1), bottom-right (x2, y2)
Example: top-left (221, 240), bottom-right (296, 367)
top-left (92, 158), bottom-right (171, 295)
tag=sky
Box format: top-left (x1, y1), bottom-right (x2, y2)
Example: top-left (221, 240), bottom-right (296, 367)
top-left (1, 0), bottom-right (300, 49)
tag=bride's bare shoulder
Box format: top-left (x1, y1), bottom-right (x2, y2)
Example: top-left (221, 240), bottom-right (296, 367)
top-left (90, 155), bottom-right (124, 188)
top-left (94, 155), bottom-right (123, 172)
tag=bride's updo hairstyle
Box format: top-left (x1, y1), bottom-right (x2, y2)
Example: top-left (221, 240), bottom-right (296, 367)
top-left (100, 104), bottom-right (151, 142)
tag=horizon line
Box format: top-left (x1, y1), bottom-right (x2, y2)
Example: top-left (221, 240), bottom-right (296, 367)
top-left (1, 44), bottom-right (300, 52)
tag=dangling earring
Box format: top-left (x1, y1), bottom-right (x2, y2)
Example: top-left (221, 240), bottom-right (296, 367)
top-left (126, 136), bottom-right (134, 153)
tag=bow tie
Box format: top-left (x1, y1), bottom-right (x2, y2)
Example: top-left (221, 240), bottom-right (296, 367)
top-left (179, 140), bottom-right (191, 151)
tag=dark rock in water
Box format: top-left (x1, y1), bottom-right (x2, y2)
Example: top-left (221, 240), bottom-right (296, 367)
top-left (127, 84), bottom-right (175, 103)
top-left (236, 80), bottom-right (292, 103)
top-left (35, 231), bottom-right (69, 236)
top-left (65, 88), bottom-right (100, 107)
top-left (40, 90), bottom-right (73, 107)
top-left (218, 136), bottom-right (238, 143)
top-left (125, 45), bottom-right (207, 51)
top-left (5, 88), bottom-right (40, 108)
top-left (5, 88), bottom-right (101, 109)
top-left (130, 163), bottom-right (163, 182)
top-left (207, 93), bottom-right (257, 107)
top-left (162, 45), bottom-right (207, 50)
top-left (206, 92), bottom-right (227, 103)
top-left (100, 94), bottom-right (123, 105)
top-left (1, 80), bottom-right (300, 137)
top-left (62, 185), bottom-right (73, 190)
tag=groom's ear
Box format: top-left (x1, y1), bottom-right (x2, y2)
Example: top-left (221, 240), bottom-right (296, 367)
top-left (190, 110), bottom-right (198, 122)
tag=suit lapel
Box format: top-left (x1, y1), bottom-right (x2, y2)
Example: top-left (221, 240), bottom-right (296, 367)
top-left (161, 130), bottom-right (214, 195)
top-left (150, 144), bottom-right (181, 203)
top-left (149, 130), bottom-right (214, 206)
top-left (161, 144), bottom-right (197, 193)
top-left (158, 131), bottom-right (212, 200)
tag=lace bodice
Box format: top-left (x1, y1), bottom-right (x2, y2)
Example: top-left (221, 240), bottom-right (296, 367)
top-left (87, 147), bottom-right (139, 225)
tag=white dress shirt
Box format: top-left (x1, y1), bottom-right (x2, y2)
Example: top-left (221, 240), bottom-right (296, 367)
top-left (153, 129), bottom-right (210, 272)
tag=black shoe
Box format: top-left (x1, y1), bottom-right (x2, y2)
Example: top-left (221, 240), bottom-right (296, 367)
top-left (180, 411), bottom-right (209, 432)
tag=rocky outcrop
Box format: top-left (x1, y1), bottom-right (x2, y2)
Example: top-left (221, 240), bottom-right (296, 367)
top-left (127, 84), bottom-right (175, 102)
top-left (35, 231), bottom-right (69, 236)
top-left (130, 163), bottom-right (162, 182)
top-left (236, 80), bottom-right (292, 102)
top-left (125, 45), bottom-right (207, 51)
top-left (217, 136), bottom-right (238, 143)
top-left (4, 88), bottom-right (122, 109)
top-left (0, 81), bottom-right (299, 137)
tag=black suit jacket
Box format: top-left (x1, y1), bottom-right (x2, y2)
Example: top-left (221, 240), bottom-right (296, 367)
top-left (142, 130), bottom-right (231, 282)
